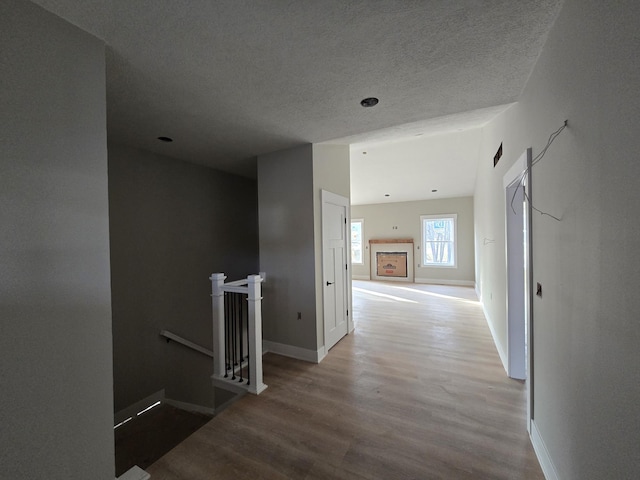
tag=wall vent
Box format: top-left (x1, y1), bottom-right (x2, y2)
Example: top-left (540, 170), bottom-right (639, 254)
top-left (493, 143), bottom-right (503, 167)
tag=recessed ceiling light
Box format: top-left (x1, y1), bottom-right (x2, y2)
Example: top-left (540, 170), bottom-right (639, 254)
top-left (157, 136), bottom-right (173, 142)
top-left (432, 189), bottom-right (438, 193)
top-left (384, 193), bottom-right (390, 197)
top-left (360, 97), bottom-right (379, 107)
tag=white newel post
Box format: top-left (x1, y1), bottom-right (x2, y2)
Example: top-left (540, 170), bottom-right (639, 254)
top-left (210, 273), bottom-right (227, 378)
top-left (247, 274), bottom-right (268, 394)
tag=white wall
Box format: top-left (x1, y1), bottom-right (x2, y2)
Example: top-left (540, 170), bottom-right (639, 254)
top-left (351, 197), bottom-right (475, 285)
top-left (0, 1), bottom-right (114, 478)
top-left (474, 0), bottom-right (640, 477)
top-left (474, 106), bottom-right (523, 357)
top-left (312, 144), bottom-right (352, 349)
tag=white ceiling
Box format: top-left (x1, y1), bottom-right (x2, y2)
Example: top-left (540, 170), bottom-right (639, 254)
top-left (349, 113), bottom-right (491, 206)
top-left (339, 103), bottom-right (513, 204)
top-left (31, 0), bottom-right (562, 199)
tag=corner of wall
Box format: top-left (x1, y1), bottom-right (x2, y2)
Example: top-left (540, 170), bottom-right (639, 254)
top-left (480, 298), bottom-right (508, 374)
top-left (257, 145), bottom-right (318, 351)
top-left (312, 144), bottom-right (351, 351)
top-left (530, 420), bottom-right (560, 480)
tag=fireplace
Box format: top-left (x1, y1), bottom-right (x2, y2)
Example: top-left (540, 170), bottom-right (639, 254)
top-left (376, 252), bottom-right (408, 278)
top-left (369, 238), bottom-right (414, 282)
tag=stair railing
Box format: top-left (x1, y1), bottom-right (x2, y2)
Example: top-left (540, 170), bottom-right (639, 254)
top-left (210, 273), bottom-right (267, 395)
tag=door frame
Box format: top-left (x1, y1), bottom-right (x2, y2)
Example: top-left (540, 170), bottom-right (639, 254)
top-left (321, 190), bottom-right (352, 354)
top-left (503, 148), bottom-right (534, 431)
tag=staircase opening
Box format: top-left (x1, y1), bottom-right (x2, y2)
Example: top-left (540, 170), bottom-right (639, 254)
top-left (114, 402), bottom-right (212, 476)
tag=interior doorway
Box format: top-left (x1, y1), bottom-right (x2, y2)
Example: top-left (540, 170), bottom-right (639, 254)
top-left (321, 190), bottom-right (350, 351)
top-left (504, 148), bottom-right (534, 429)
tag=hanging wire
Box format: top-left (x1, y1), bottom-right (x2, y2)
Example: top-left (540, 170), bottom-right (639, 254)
top-left (510, 120), bottom-right (568, 220)
top-left (524, 187), bottom-right (562, 221)
top-left (510, 170), bottom-right (528, 215)
top-left (531, 120), bottom-right (568, 168)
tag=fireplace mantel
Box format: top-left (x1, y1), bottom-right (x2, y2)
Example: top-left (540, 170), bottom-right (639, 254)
top-left (369, 238), bottom-right (413, 244)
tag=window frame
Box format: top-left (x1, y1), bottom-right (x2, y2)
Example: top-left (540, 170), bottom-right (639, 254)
top-left (350, 218), bottom-right (365, 265)
top-left (420, 214), bottom-right (458, 268)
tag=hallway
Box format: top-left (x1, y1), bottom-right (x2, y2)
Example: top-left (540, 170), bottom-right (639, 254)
top-left (147, 281), bottom-right (542, 479)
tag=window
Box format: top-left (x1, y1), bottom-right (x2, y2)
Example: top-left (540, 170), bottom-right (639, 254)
top-left (351, 219), bottom-right (364, 265)
top-left (421, 214), bottom-right (457, 267)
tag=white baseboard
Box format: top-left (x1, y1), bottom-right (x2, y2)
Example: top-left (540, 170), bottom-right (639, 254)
top-left (164, 397), bottom-right (215, 416)
top-left (211, 373), bottom-right (254, 393)
top-left (474, 285), bottom-right (510, 375)
top-left (480, 301), bottom-right (508, 374)
top-left (114, 389), bottom-right (165, 425)
top-left (317, 346), bottom-right (327, 363)
top-left (263, 340), bottom-right (323, 363)
top-left (414, 278), bottom-right (475, 287)
top-left (117, 465), bottom-right (150, 480)
top-left (531, 420), bottom-right (560, 480)
top-left (352, 274), bottom-right (370, 280)
top-left (352, 276), bottom-right (474, 287)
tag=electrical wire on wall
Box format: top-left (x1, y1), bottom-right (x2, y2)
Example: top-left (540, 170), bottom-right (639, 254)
top-left (510, 120), bottom-right (568, 221)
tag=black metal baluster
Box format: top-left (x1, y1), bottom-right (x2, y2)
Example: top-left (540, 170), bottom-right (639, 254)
top-left (236, 293), bottom-right (241, 371)
top-left (238, 293), bottom-right (244, 383)
top-left (224, 292), bottom-right (229, 377)
top-left (231, 292), bottom-right (236, 380)
top-left (246, 293), bottom-right (251, 386)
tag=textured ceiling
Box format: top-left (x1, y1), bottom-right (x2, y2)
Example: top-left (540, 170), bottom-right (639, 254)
top-left (331, 103), bottom-right (513, 148)
top-left (31, 0), bottom-right (562, 183)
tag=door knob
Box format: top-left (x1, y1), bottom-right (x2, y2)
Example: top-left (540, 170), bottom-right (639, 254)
top-left (326, 281), bottom-right (334, 286)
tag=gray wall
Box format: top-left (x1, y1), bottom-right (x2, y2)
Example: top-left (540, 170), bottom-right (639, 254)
top-left (257, 145), bottom-right (318, 351)
top-left (351, 197), bottom-right (475, 284)
top-left (109, 144), bottom-right (259, 411)
top-left (474, 0), bottom-right (640, 477)
top-left (257, 144), bottom-right (352, 354)
top-left (0, 1), bottom-right (114, 478)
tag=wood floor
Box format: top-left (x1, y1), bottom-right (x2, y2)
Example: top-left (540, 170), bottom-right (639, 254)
top-left (147, 281), bottom-right (544, 479)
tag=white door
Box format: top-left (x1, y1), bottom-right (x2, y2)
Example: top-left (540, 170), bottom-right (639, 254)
top-left (322, 190), bottom-right (349, 351)
top-left (505, 181), bottom-right (526, 380)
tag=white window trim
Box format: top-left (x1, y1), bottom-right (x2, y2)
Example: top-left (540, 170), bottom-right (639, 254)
top-left (420, 214), bottom-right (458, 268)
top-left (351, 218), bottom-right (364, 265)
